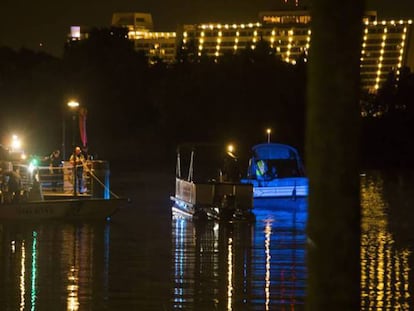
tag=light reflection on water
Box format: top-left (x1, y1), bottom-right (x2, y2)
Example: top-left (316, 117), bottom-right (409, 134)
top-left (360, 171), bottom-right (413, 310)
top-left (0, 222), bottom-right (110, 310)
top-left (0, 170), bottom-right (413, 309)
top-left (171, 201), bottom-right (307, 310)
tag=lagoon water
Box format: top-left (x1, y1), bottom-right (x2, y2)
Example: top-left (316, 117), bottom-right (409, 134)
top-left (0, 169), bottom-right (413, 310)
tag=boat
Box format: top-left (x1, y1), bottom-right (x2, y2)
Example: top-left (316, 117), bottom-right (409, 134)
top-left (240, 143), bottom-right (309, 198)
top-left (0, 197), bottom-right (125, 221)
top-left (170, 143), bottom-right (254, 221)
top-left (0, 157), bottom-right (128, 221)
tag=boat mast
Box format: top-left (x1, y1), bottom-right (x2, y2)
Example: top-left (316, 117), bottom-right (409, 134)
top-left (188, 149), bottom-right (194, 182)
top-left (176, 149), bottom-right (181, 179)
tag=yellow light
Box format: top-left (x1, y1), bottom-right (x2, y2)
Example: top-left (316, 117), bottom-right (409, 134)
top-left (67, 100), bottom-right (79, 109)
top-left (11, 134), bottom-right (22, 151)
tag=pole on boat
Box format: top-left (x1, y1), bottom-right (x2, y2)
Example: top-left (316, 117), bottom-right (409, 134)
top-left (67, 100), bottom-right (80, 196)
top-left (266, 128), bottom-right (272, 143)
top-left (188, 149), bottom-right (194, 182)
top-left (69, 146), bottom-right (78, 197)
top-left (176, 149), bottom-right (181, 179)
top-left (62, 113), bottom-right (66, 160)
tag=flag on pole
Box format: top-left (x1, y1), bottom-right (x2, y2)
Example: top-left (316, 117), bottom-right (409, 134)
top-left (78, 107), bottom-right (88, 147)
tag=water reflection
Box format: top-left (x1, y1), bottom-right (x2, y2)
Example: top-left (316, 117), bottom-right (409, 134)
top-left (172, 170), bottom-right (414, 310)
top-left (360, 171), bottom-right (412, 310)
top-left (0, 170), bottom-right (413, 309)
top-left (0, 221), bottom-right (110, 310)
top-left (172, 204), bottom-right (307, 310)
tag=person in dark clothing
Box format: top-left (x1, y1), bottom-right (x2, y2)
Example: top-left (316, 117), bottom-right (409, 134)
top-left (49, 149), bottom-right (62, 191)
top-left (222, 152), bottom-right (241, 182)
top-left (4, 168), bottom-right (22, 203)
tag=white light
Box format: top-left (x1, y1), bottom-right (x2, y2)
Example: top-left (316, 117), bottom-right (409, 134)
top-left (11, 135), bottom-right (22, 151)
top-left (67, 101), bottom-right (79, 108)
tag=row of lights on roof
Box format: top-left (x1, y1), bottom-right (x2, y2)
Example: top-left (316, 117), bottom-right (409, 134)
top-left (128, 31), bottom-right (176, 39)
top-left (365, 20), bottom-right (413, 26)
top-left (199, 23), bottom-right (262, 30)
top-left (197, 20), bottom-right (412, 29)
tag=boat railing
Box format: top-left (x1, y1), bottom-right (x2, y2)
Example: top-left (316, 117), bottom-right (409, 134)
top-left (15, 160), bottom-right (116, 198)
top-left (36, 162), bottom-right (92, 194)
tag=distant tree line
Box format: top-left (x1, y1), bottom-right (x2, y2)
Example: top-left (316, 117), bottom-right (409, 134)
top-left (0, 26), bottom-right (413, 168)
top-left (360, 67), bottom-right (414, 168)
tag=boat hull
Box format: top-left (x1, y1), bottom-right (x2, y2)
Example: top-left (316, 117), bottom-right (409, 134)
top-left (171, 178), bottom-right (254, 221)
top-left (0, 198), bottom-right (127, 221)
top-left (241, 177), bottom-right (309, 198)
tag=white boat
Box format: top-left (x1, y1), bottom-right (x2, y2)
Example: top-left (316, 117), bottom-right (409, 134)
top-left (170, 144), bottom-right (254, 221)
top-left (0, 159), bottom-right (128, 221)
top-left (240, 143), bottom-right (309, 198)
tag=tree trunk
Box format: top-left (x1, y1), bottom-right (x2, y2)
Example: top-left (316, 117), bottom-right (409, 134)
top-left (305, 1), bottom-right (364, 310)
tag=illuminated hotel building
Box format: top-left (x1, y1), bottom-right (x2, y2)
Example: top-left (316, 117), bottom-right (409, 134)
top-left (68, 11), bottom-right (414, 92)
top-left (181, 10), bottom-right (414, 92)
top-left (111, 12), bottom-right (177, 63)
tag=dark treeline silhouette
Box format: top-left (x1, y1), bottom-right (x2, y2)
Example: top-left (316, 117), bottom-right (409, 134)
top-left (0, 27), bottom-right (413, 169)
top-left (361, 66), bottom-right (414, 168)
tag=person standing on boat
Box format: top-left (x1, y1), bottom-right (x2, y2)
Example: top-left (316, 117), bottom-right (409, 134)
top-left (70, 146), bottom-right (85, 194)
top-left (222, 152), bottom-right (240, 182)
top-left (4, 167), bottom-right (22, 203)
top-left (49, 149), bottom-right (62, 191)
top-left (256, 160), bottom-right (267, 180)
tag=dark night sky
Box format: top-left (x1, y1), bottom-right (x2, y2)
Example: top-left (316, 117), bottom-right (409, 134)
top-left (1, 0), bottom-right (414, 57)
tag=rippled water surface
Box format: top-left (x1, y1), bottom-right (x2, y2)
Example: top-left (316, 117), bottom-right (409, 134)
top-left (0, 169), bottom-right (413, 310)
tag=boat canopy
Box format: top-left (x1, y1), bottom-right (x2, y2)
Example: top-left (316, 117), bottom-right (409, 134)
top-left (252, 143), bottom-right (300, 160)
top-left (245, 143), bottom-right (306, 179)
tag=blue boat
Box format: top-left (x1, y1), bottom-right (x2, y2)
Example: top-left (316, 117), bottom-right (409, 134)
top-left (240, 143), bottom-right (309, 198)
